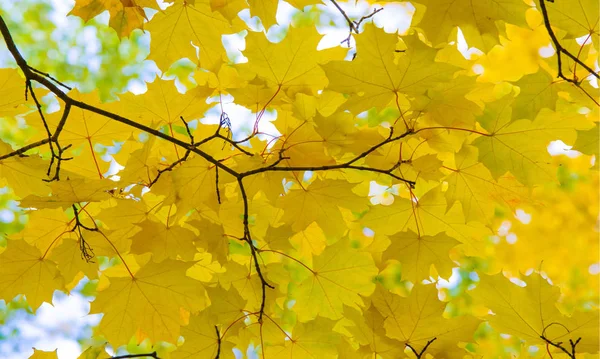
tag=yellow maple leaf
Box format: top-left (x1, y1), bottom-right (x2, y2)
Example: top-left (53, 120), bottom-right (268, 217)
top-left (410, 0), bottom-right (530, 50)
top-left (130, 218), bottom-right (197, 261)
top-left (278, 178), bottom-right (367, 237)
top-left (445, 145), bottom-right (529, 224)
top-left (0, 240), bottom-right (64, 311)
top-left (343, 305), bottom-right (405, 359)
top-left (240, 25), bottom-right (343, 96)
top-left (473, 103), bottom-right (593, 185)
top-left (291, 239), bottom-right (377, 321)
top-left (264, 317), bottom-right (341, 358)
top-left (372, 284), bottom-right (481, 357)
top-left (382, 229), bottom-right (458, 283)
top-left (323, 27), bottom-right (458, 114)
top-left (470, 273), bottom-right (599, 353)
top-left (0, 140), bottom-right (51, 197)
top-left (20, 178), bottom-right (114, 209)
top-left (91, 259), bottom-right (208, 346)
top-left (173, 311), bottom-right (232, 359)
top-left (146, 1), bottom-right (232, 71)
top-left (29, 349), bottom-right (58, 359)
top-left (544, 0), bottom-right (599, 44)
top-left (0, 68), bottom-right (27, 117)
top-left (69, 0), bottom-right (154, 38)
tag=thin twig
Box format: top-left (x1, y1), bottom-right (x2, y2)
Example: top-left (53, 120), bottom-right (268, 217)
top-left (27, 65), bottom-right (72, 90)
top-left (329, 0), bottom-right (383, 46)
top-left (109, 352), bottom-right (159, 359)
top-left (215, 326), bottom-right (221, 359)
top-left (71, 204), bottom-right (97, 262)
top-left (148, 116), bottom-right (194, 186)
top-left (540, 335), bottom-right (581, 358)
top-left (238, 177), bottom-right (274, 323)
top-left (406, 338), bottom-right (437, 358)
top-left (0, 138), bottom-right (50, 160)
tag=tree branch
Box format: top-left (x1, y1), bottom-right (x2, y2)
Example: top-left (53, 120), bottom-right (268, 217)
top-left (540, 335), bottom-right (581, 358)
top-left (109, 352), bottom-right (159, 359)
top-left (237, 177), bottom-right (274, 323)
top-left (406, 338), bottom-right (437, 358)
top-left (538, 0), bottom-right (599, 83)
top-left (215, 325), bottom-right (221, 359)
top-left (329, 0), bottom-right (383, 46)
top-left (0, 15), bottom-right (240, 180)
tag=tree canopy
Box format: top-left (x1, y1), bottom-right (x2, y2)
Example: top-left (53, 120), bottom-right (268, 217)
top-left (0, 0), bottom-right (598, 358)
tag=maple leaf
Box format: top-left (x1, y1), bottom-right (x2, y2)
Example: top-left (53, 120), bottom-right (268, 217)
top-left (324, 26), bottom-right (458, 114)
top-left (445, 145), bottom-right (529, 223)
top-left (174, 311), bottom-right (232, 359)
top-left (91, 259), bottom-right (208, 346)
top-left (544, 0), bottom-right (599, 45)
top-left (372, 284), bottom-right (481, 357)
top-left (0, 140), bottom-right (52, 197)
top-left (382, 229), bottom-right (458, 283)
top-left (264, 317), bottom-right (341, 358)
top-left (130, 218), bottom-right (197, 261)
top-left (77, 344), bottom-right (110, 359)
top-left (20, 178), bottom-right (114, 209)
top-left (343, 305), bottom-right (405, 359)
top-left (0, 240), bottom-right (65, 311)
top-left (29, 349), bottom-right (58, 359)
top-left (573, 123), bottom-right (599, 157)
top-left (470, 273), bottom-right (600, 353)
top-left (49, 237), bottom-right (99, 284)
top-left (0, 68), bottom-right (27, 117)
top-left (410, 0), bottom-right (530, 50)
top-left (239, 25), bottom-right (344, 97)
top-left (512, 70), bottom-right (560, 121)
top-left (473, 102), bottom-right (593, 185)
top-left (145, 1), bottom-right (232, 71)
top-left (291, 238), bottom-right (377, 321)
top-left (69, 0), bottom-right (151, 38)
top-left (277, 178), bottom-right (367, 237)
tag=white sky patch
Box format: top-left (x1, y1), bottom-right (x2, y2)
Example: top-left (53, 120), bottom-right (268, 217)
top-left (472, 64), bottom-right (484, 74)
top-left (368, 181), bottom-right (399, 205)
top-left (547, 140), bottom-right (581, 158)
top-left (317, 0), bottom-right (413, 50)
top-left (0, 291), bottom-right (101, 359)
top-left (515, 209), bottom-right (532, 224)
top-left (509, 276), bottom-right (527, 287)
top-left (0, 209), bottom-right (15, 223)
top-left (576, 34), bottom-right (593, 46)
top-left (538, 42), bottom-right (555, 58)
top-left (362, 227), bottom-right (375, 237)
top-left (589, 263), bottom-right (600, 275)
top-left (437, 267), bottom-right (462, 289)
top-left (497, 220), bottom-right (512, 236)
top-left (374, 2), bottom-right (414, 34)
top-left (506, 232), bottom-right (518, 244)
top-left (456, 28), bottom-right (483, 59)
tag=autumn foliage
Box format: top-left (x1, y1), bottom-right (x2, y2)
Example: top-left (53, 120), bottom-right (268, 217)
top-left (0, 0), bottom-right (599, 358)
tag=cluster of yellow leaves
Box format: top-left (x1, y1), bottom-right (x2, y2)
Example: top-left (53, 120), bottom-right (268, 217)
top-left (0, 0), bottom-right (598, 358)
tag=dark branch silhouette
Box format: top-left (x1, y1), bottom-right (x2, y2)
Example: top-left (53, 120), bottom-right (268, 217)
top-left (540, 335), bottom-right (582, 359)
top-left (538, 0), bottom-right (599, 105)
top-left (109, 352), bottom-right (159, 359)
top-left (329, 0), bottom-right (383, 46)
top-left (406, 338), bottom-right (437, 358)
